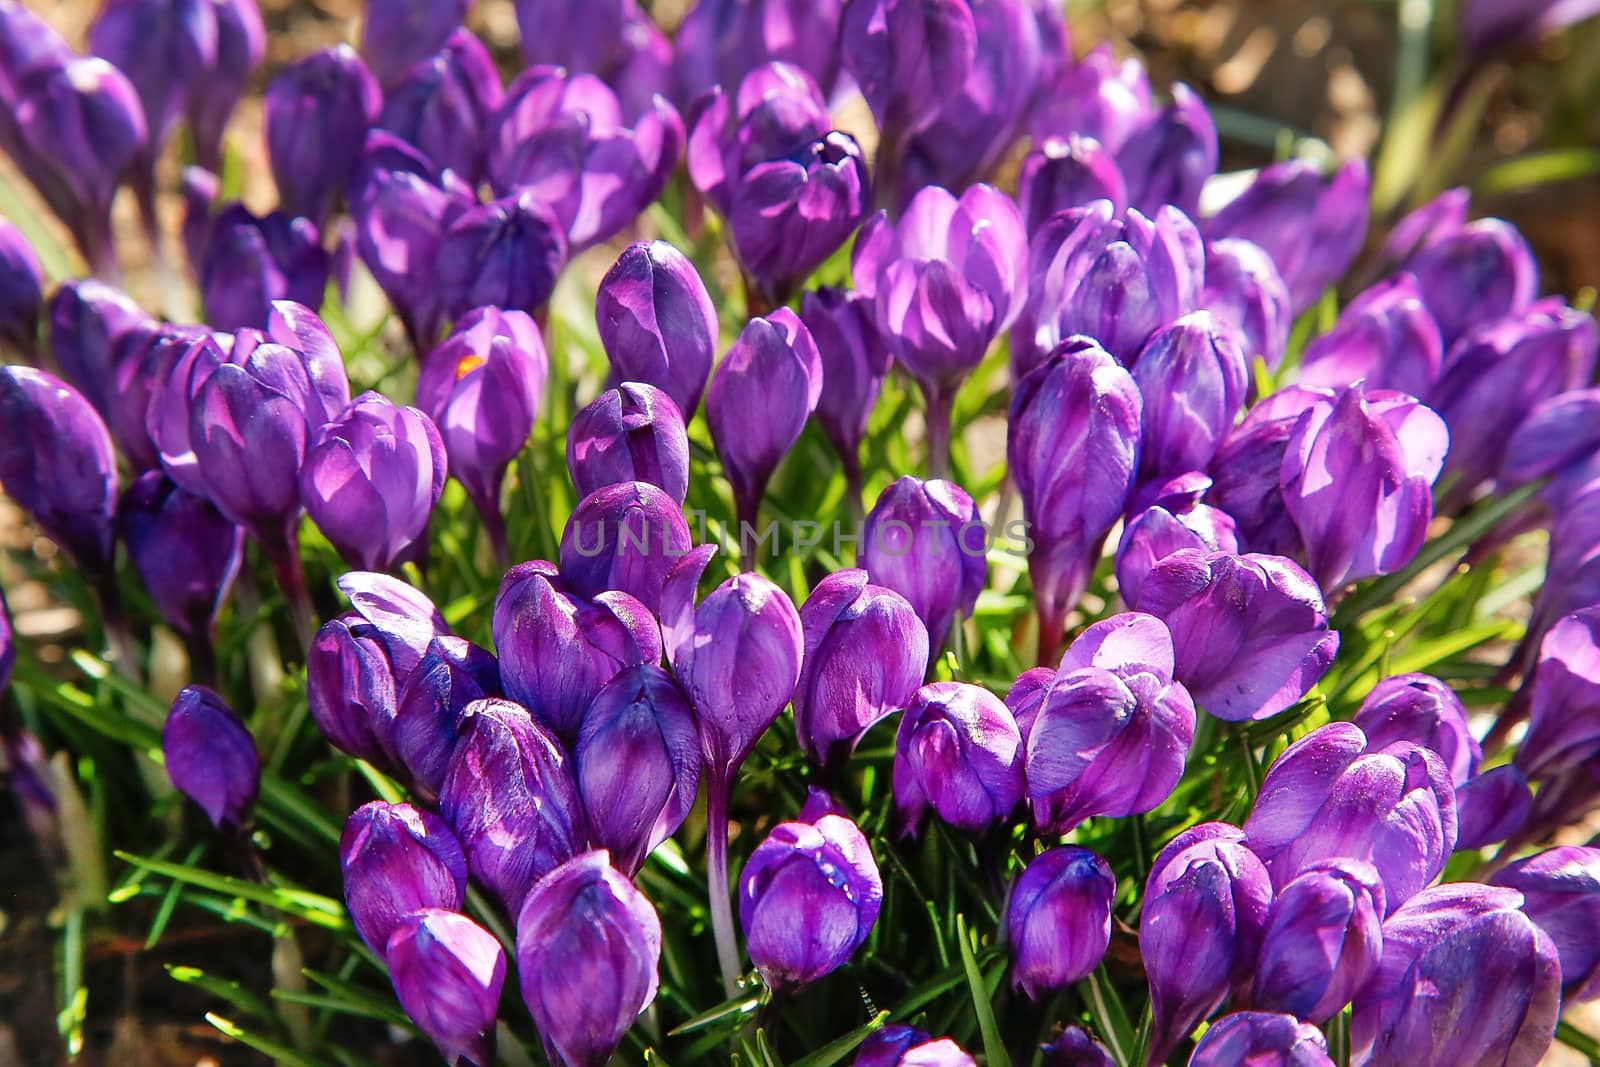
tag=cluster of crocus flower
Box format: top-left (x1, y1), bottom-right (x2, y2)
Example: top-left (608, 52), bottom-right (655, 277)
top-left (4, 0), bottom-right (1600, 1065)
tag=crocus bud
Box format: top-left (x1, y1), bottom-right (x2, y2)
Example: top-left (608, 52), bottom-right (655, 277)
top-left (1135, 550), bottom-right (1339, 721)
top-left (1503, 387), bottom-right (1600, 496)
top-left (163, 685), bottom-right (259, 831)
top-left (706, 309), bottom-right (822, 528)
top-left (794, 569), bottom-right (929, 769)
top-left (486, 67), bottom-right (682, 253)
top-left (1018, 137), bottom-right (1128, 232)
top-left (1281, 384), bottom-right (1448, 589)
top-left (46, 279), bottom-right (149, 416)
top-left (438, 192), bottom-right (568, 321)
top-left (800, 287), bottom-right (893, 481)
top-left (1025, 614), bottom-right (1196, 833)
top-left (300, 392), bottom-right (446, 572)
top-left (88, 0), bottom-right (215, 168)
top-left (596, 241), bottom-right (718, 419)
top-left (661, 545), bottom-right (804, 777)
top-left (1018, 200), bottom-right (1202, 372)
top-left (1114, 472), bottom-right (1239, 606)
top-left (513, 0), bottom-right (672, 119)
top-left (336, 570), bottom-right (450, 683)
top-left (862, 476), bottom-right (987, 652)
top-left (1298, 275), bottom-right (1443, 396)
top-left (568, 382), bottom-right (690, 505)
top-left (340, 800), bottom-right (468, 954)
top-left (1009, 339), bottom-right (1141, 653)
top-left (1140, 822), bottom-right (1273, 1066)
top-left (1490, 846), bottom-right (1600, 1002)
top-left (1250, 859), bottom-right (1384, 1023)
top-left (1206, 386), bottom-right (1330, 557)
top-left (0, 218), bottom-right (41, 354)
top-left (1187, 1013), bottom-right (1333, 1067)
top-left (557, 481), bottom-right (692, 614)
top-left (391, 635), bottom-right (501, 802)
top-left (1243, 721), bottom-right (1457, 910)
top-left (1514, 607), bottom-right (1600, 779)
top-left (1402, 217), bottom-right (1538, 346)
top-left (574, 665), bottom-right (700, 876)
top-left (307, 616), bottom-right (400, 766)
top-left (492, 561), bottom-right (663, 743)
top-left (361, 0), bottom-right (471, 89)
top-left (186, 0), bottom-right (266, 174)
top-left (439, 698), bottom-right (587, 915)
top-left (1004, 667), bottom-right (1054, 739)
top-left (1132, 311), bottom-right (1248, 486)
top-left (894, 681), bottom-right (1023, 837)
top-left (264, 45), bottom-right (380, 221)
top-left (839, 0), bottom-right (977, 137)
top-left (1454, 763), bottom-right (1532, 850)
top-left (1031, 43), bottom-right (1153, 154)
top-left (387, 909), bottom-right (504, 1067)
top-left (1204, 159), bottom-right (1369, 313)
top-left (1351, 884), bottom-right (1560, 1067)
top-left (0, 367), bottom-right (118, 575)
top-left (674, 0), bottom-right (843, 103)
top-left (106, 321), bottom-right (207, 470)
top-left (739, 814), bottom-right (882, 993)
top-left (1352, 672), bottom-right (1479, 786)
top-left (119, 472), bottom-right (242, 639)
top-left (797, 786), bottom-right (848, 823)
top-left (416, 305), bottom-right (544, 530)
top-left (1197, 238), bottom-right (1291, 371)
top-left (1115, 84), bottom-right (1216, 219)
top-left (857, 1026), bottom-right (933, 1067)
top-left (1004, 845), bottom-right (1114, 999)
top-left (516, 850), bottom-right (661, 1067)
top-left (685, 61), bottom-right (828, 208)
top-left (1460, 0), bottom-right (1600, 53)
top-left (375, 28), bottom-right (501, 184)
top-left (1039, 1027), bottom-right (1116, 1067)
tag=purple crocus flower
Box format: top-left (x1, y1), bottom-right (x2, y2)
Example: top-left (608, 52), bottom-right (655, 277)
top-left (492, 561), bottom-right (663, 744)
top-left (438, 192), bottom-right (568, 322)
top-left (360, 0), bottom-right (472, 89)
top-left (0, 366), bottom-right (118, 575)
top-left (674, 0), bottom-right (843, 102)
top-left (375, 28), bottom-right (502, 184)
top-left (739, 814), bottom-right (882, 994)
top-left (1243, 721), bottom-right (1457, 910)
top-left (106, 321), bottom-right (208, 471)
top-left (46, 279), bottom-right (150, 417)
top-left (1460, 0), bottom-right (1600, 54)
top-left (794, 569), bottom-right (929, 769)
top-left (1515, 606), bottom-right (1600, 780)
top-left (1030, 43), bottom-right (1153, 155)
top-left (438, 698), bottom-right (587, 916)
top-left (800, 287), bottom-right (893, 497)
top-left (1250, 859), bottom-right (1385, 1023)
top-left (1188, 1013), bottom-right (1333, 1067)
top-left (1114, 472), bottom-right (1240, 607)
top-left (893, 681), bottom-right (1024, 838)
top-left (119, 471), bottom-right (242, 642)
top-left (1004, 845), bottom-right (1114, 1000)
top-left (861, 475), bottom-right (988, 653)
top-left (1199, 238), bottom-right (1292, 372)
top-left (339, 800), bottom-right (468, 955)
top-left (515, 851), bottom-right (661, 1067)
top-left (857, 1026), bottom-right (934, 1067)
top-left (1352, 672), bottom-right (1479, 786)
top-left (1298, 275), bottom-right (1443, 396)
top-left (1454, 763), bottom-right (1533, 850)
top-left (307, 615), bottom-right (401, 767)
top-left (1039, 1027), bottom-right (1115, 1067)
top-left (1490, 846), bottom-right (1600, 1002)
top-left (198, 203), bottom-right (330, 333)
top-left (1135, 550), bottom-right (1339, 721)
top-left (569, 382), bottom-right (690, 506)
top-left (162, 685), bottom-right (258, 832)
top-left (838, 0), bottom-right (977, 139)
top-left (1206, 386), bottom-right (1331, 557)
top-left (391, 635), bottom-right (501, 803)
top-left (705, 308), bottom-right (822, 534)
top-left (1017, 136), bottom-right (1128, 233)
top-left (1503, 386), bottom-right (1600, 496)
top-left (185, 0), bottom-right (265, 174)
top-left (1131, 311), bottom-right (1248, 487)
top-left (1280, 384), bottom-right (1449, 589)
top-left (1024, 613), bottom-right (1196, 833)
top-left (1398, 216), bottom-right (1538, 347)
top-left (386, 909), bottom-right (504, 1067)
top-left (1351, 884), bottom-right (1561, 1067)
top-left (596, 241), bottom-right (719, 420)
top-left (0, 218), bottom-right (42, 354)
top-left (557, 481), bottom-right (692, 614)
top-left (1009, 338), bottom-right (1141, 660)
top-left (574, 664), bottom-right (700, 876)
top-left (264, 45), bottom-right (380, 222)
top-left (336, 570), bottom-right (451, 683)
top-left (1204, 158), bottom-right (1369, 313)
top-left (485, 65), bottom-right (682, 252)
top-left (513, 0), bottom-right (673, 119)
top-left (1114, 84), bottom-right (1216, 219)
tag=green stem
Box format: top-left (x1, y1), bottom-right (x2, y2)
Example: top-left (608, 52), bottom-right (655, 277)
top-left (706, 771), bottom-right (743, 998)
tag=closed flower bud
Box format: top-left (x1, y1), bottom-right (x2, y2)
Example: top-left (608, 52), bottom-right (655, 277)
top-left (794, 569), bottom-right (930, 769)
top-left (1132, 311), bottom-right (1248, 486)
top-left (568, 382), bottom-right (689, 504)
top-left (1298, 275), bottom-right (1443, 396)
top-left (558, 481), bottom-right (692, 614)
top-left (739, 814), bottom-right (882, 993)
top-left (800, 287), bottom-right (893, 482)
top-left (1515, 607), bottom-right (1600, 780)
top-left (340, 800), bottom-right (468, 954)
top-left (107, 321), bottom-right (208, 470)
top-left (1025, 614), bottom-right (1196, 833)
top-left (1402, 216), bottom-right (1538, 347)
top-left (1281, 384), bottom-right (1448, 589)
top-left (361, 0), bottom-right (471, 89)
top-left (1031, 43), bottom-right (1153, 154)
top-left (440, 699), bottom-right (587, 915)
top-left (798, 786), bottom-right (848, 824)
top-left (46, 279), bottom-right (149, 417)
top-left (1018, 137), bottom-right (1128, 232)
top-left (391, 635), bottom-right (501, 802)
top-left (894, 681), bottom-right (1023, 837)
top-left (1244, 721), bottom-right (1457, 909)
top-left (119, 472), bottom-right (242, 639)
top-left (1206, 386), bottom-right (1330, 557)
top-left (839, 0), bottom-right (977, 137)
top-left (375, 28), bottom-right (501, 184)
top-left (674, 0), bottom-right (843, 104)
top-left (1040, 1026), bottom-right (1116, 1067)
top-left (438, 192), bottom-right (568, 321)
top-left (162, 685), bottom-right (258, 831)
top-left (0, 367), bottom-right (119, 575)
top-left (1140, 822), bottom-right (1273, 1066)
top-left (1114, 472), bottom-right (1239, 606)
top-left (186, 0), bottom-right (265, 174)
top-left (1135, 549), bottom-right (1339, 721)
top-left (386, 909), bottom-right (505, 1067)
top-left (1490, 845), bottom-right (1600, 1002)
top-left (1351, 884), bottom-right (1560, 1067)
top-left (1454, 763), bottom-right (1532, 850)
top-left (0, 218), bottom-right (41, 354)
top-left (307, 616), bottom-right (400, 766)
top-left (516, 850), bottom-right (661, 1067)
top-left (336, 570), bottom-right (451, 683)
top-left (1251, 859), bottom-right (1384, 1023)
top-left (706, 308), bottom-right (822, 528)
top-left (1352, 672), bottom-right (1479, 785)
top-left (1114, 84), bottom-right (1216, 219)
top-left (575, 665), bottom-right (700, 876)
top-left (685, 62), bottom-right (828, 211)
top-left (513, 0), bottom-right (671, 120)
top-left (1005, 845), bottom-right (1115, 999)
top-left (1009, 340), bottom-right (1140, 655)
top-left (1375, 187), bottom-right (1470, 275)
top-left (264, 45), bottom-right (380, 222)
top-left (857, 1026), bottom-right (933, 1067)
top-left (732, 130), bottom-right (868, 302)
top-left (1503, 387), bottom-right (1600, 495)
top-left (596, 241), bottom-right (718, 419)
top-left (1187, 1012), bottom-right (1332, 1067)
top-left (1198, 238), bottom-right (1292, 371)
top-left (861, 476), bottom-right (987, 652)
top-left (301, 392), bottom-right (446, 572)
top-left (89, 0), bottom-right (214, 175)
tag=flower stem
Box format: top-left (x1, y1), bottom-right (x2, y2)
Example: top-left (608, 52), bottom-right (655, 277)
top-left (475, 493), bottom-right (511, 572)
top-left (923, 387), bottom-right (954, 481)
top-left (93, 576), bottom-right (143, 685)
top-left (261, 525), bottom-right (313, 657)
top-left (705, 770), bottom-right (742, 998)
top-left (842, 449), bottom-right (865, 527)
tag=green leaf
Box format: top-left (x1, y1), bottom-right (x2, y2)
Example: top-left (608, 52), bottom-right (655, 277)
top-left (955, 914), bottom-right (1010, 1067)
top-left (167, 963), bottom-right (277, 1023)
top-left (789, 1012), bottom-right (891, 1067)
top-left (668, 988), bottom-right (765, 1036)
top-left (114, 851), bottom-right (350, 931)
top-left (1083, 967), bottom-right (1137, 1067)
top-left (1557, 1020), bottom-right (1600, 1064)
top-left (205, 1013), bottom-right (328, 1067)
